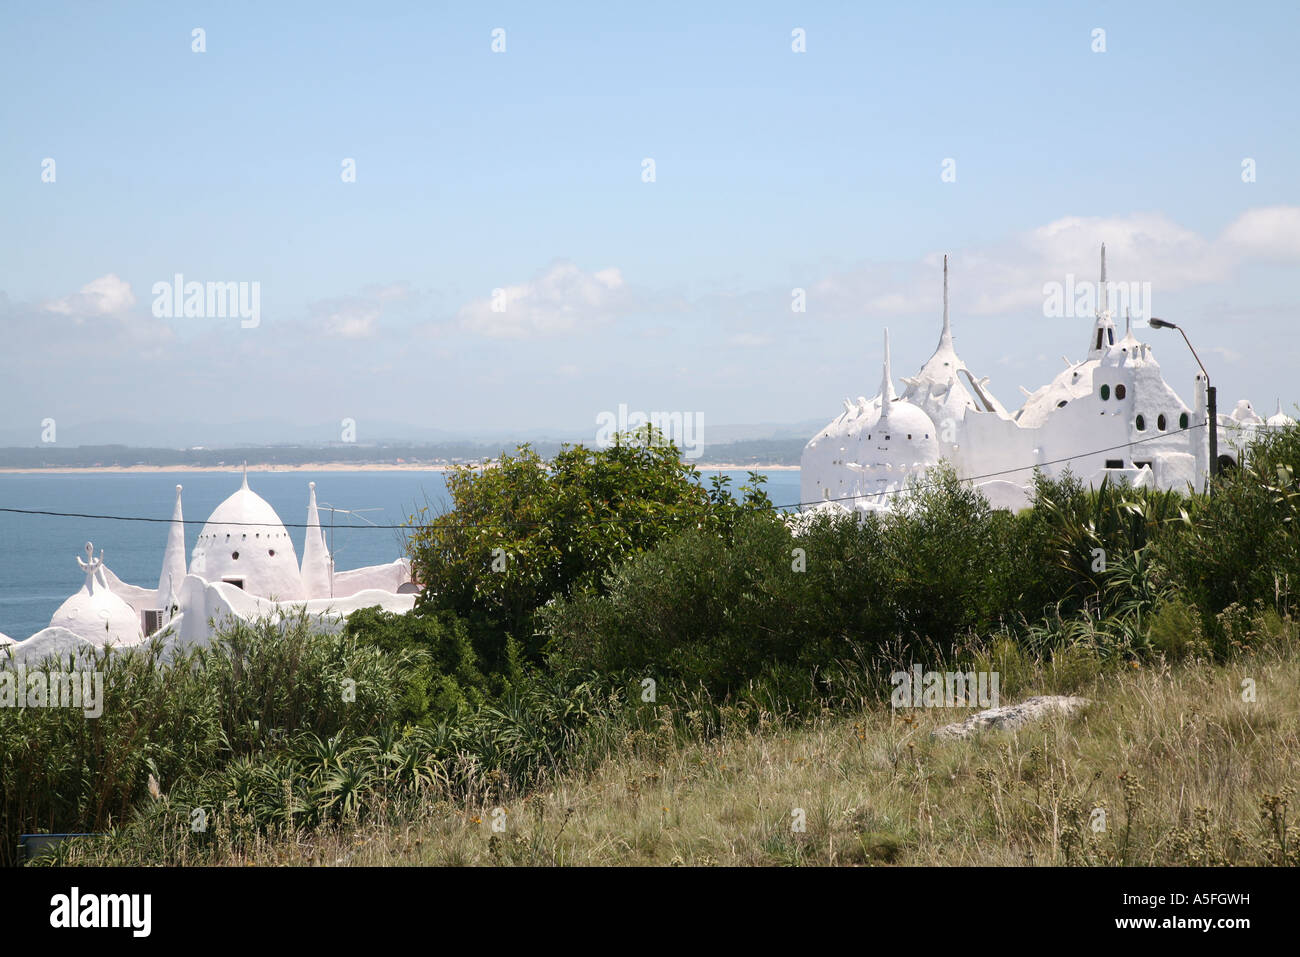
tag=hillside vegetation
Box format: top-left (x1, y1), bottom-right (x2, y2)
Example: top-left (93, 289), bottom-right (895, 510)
top-left (52, 631), bottom-right (1300, 867)
top-left (6, 423), bottom-right (1300, 867)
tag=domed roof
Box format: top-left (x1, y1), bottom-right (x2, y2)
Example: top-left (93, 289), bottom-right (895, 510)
top-left (49, 543), bottom-right (144, 647)
top-left (190, 470), bottom-right (304, 599)
top-left (858, 398), bottom-right (940, 467)
top-left (1267, 399), bottom-right (1295, 429)
top-left (1015, 358), bottom-right (1099, 428)
top-left (858, 329), bottom-right (940, 466)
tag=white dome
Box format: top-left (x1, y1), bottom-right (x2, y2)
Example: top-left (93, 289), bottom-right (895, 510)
top-left (1016, 358), bottom-right (1098, 428)
top-left (801, 399), bottom-right (871, 503)
top-left (49, 544), bottom-right (144, 647)
top-left (190, 474), bottom-right (304, 599)
top-left (1267, 400), bottom-right (1294, 429)
top-left (857, 399), bottom-right (940, 471)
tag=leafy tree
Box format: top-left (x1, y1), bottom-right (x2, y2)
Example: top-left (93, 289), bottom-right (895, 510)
top-left (406, 425), bottom-right (771, 670)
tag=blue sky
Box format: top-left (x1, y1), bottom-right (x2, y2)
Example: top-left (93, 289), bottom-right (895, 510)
top-left (2, 0), bottom-right (1298, 444)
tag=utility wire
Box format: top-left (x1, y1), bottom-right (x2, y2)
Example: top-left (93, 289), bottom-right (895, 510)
top-left (0, 422), bottom-right (1220, 531)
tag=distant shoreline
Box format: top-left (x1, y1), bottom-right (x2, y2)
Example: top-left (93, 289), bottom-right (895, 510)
top-left (0, 463), bottom-right (800, 475)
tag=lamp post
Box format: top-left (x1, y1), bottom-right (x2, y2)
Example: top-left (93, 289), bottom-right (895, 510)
top-left (1148, 317), bottom-right (1216, 493)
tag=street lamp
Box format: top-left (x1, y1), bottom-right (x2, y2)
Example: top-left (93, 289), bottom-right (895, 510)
top-left (1148, 317), bottom-right (1217, 491)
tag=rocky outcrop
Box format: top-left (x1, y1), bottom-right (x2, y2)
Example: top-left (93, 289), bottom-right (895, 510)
top-left (931, 695), bottom-right (1091, 739)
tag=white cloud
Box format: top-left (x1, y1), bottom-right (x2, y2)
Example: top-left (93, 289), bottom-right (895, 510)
top-left (1221, 206), bottom-right (1300, 261)
top-left (793, 207), bottom-right (1300, 321)
top-left (323, 303), bottom-right (381, 339)
top-left (457, 261), bottom-right (629, 338)
top-left (41, 274), bottom-right (136, 317)
top-left (308, 282), bottom-right (414, 339)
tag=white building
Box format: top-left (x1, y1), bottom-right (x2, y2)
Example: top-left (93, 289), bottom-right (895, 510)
top-left (802, 248), bottom-right (1290, 514)
top-left (2, 470), bottom-right (417, 665)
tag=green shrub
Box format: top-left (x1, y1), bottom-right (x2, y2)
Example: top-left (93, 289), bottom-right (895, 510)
top-left (1147, 597), bottom-right (1207, 661)
top-left (344, 606), bottom-right (490, 727)
top-left (543, 512), bottom-right (805, 697)
top-left (0, 610), bottom-right (401, 867)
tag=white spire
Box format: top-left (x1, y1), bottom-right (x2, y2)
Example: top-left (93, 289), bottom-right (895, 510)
top-left (300, 481), bottom-right (332, 599)
top-left (881, 328), bottom-right (894, 416)
top-left (1087, 243), bottom-right (1117, 357)
top-left (241, 462), bottom-right (248, 490)
top-left (157, 484), bottom-right (186, 597)
top-left (1098, 243), bottom-right (1109, 317)
top-left (940, 254), bottom-right (953, 349)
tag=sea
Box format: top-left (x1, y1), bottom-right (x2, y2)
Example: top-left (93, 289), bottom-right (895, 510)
top-left (0, 469), bottom-right (800, 640)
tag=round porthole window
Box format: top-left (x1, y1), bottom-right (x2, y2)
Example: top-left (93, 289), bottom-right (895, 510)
top-left (1158, 414), bottom-right (1167, 431)
top-left (268, 549), bottom-right (275, 557)
top-left (1115, 384), bottom-right (1126, 400)
top-left (1180, 413), bottom-right (1189, 429)
top-left (1100, 384), bottom-right (1110, 400)
top-left (232, 551), bottom-right (240, 560)
top-left (1136, 415), bottom-right (1146, 431)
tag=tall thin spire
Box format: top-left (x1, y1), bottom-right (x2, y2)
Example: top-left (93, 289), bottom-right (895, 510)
top-left (1087, 242), bottom-right (1117, 357)
top-left (881, 328), bottom-right (894, 416)
top-left (940, 254), bottom-right (953, 349)
top-left (301, 481), bottom-right (332, 599)
top-left (157, 484), bottom-right (186, 597)
top-left (1098, 243), bottom-right (1109, 317)
top-left (241, 461), bottom-right (248, 489)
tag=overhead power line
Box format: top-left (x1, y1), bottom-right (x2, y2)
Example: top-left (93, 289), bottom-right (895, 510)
top-left (0, 422), bottom-right (1219, 532)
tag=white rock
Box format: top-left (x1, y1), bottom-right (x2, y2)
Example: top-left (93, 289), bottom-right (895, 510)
top-left (931, 695), bottom-right (1091, 739)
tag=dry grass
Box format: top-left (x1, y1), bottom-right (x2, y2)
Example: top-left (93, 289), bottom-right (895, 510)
top-left (67, 639), bottom-right (1300, 867)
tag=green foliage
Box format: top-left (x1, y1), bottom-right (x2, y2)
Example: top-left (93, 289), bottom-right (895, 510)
top-left (1151, 424), bottom-right (1300, 651)
top-left (406, 426), bottom-right (771, 669)
top-left (542, 512), bottom-right (806, 697)
top-left (546, 466), bottom-right (1025, 699)
top-left (1146, 596), bottom-right (1208, 660)
top-left (0, 611), bottom-right (400, 867)
top-left (878, 465), bottom-right (1023, 652)
top-left (343, 606), bottom-right (490, 727)
top-left (1025, 471), bottom-right (1184, 617)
